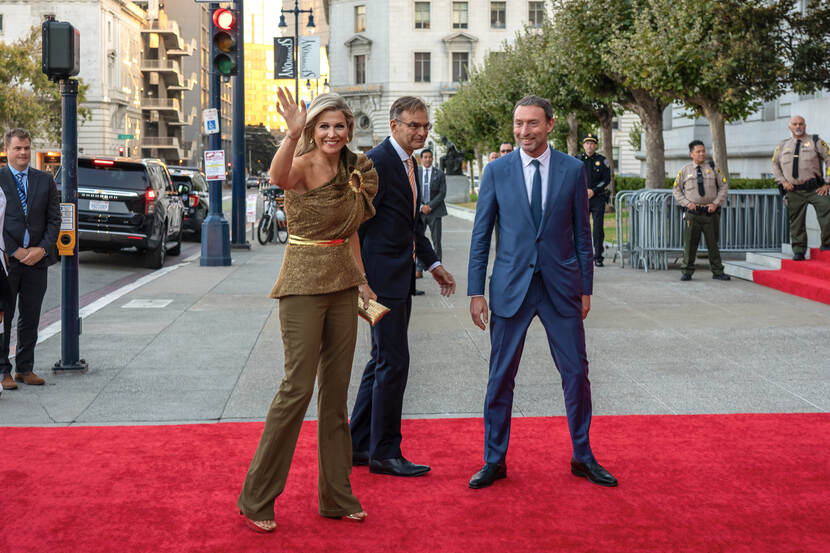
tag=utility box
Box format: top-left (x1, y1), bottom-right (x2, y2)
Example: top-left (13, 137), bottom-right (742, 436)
top-left (42, 19), bottom-right (80, 81)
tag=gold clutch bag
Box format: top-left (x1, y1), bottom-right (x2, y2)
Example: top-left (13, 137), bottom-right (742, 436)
top-left (357, 298), bottom-right (390, 326)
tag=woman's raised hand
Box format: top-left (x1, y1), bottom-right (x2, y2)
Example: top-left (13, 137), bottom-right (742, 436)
top-left (275, 87), bottom-right (306, 140)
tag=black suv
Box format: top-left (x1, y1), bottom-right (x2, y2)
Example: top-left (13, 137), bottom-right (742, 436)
top-left (168, 166), bottom-right (209, 239)
top-left (57, 157), bottom-right (185, 268)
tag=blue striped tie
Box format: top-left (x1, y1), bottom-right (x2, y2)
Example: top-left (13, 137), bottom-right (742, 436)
top-left (14, 172), bottom-right (31, 247)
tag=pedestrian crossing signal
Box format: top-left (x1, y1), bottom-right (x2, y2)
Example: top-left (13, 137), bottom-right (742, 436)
top-left (212, 8), bottom-right (238, 77)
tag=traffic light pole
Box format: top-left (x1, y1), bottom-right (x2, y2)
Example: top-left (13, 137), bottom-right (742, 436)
top-left (201, 1), bottom-right (231, 266)
top-left (54, 78), bottom-right (87, 373)
top-left (230, 0), bottom-right (249, 249)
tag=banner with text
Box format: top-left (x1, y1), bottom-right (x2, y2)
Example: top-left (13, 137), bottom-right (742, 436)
top-left (274, 37), bottom-right (296, 79)
top-left (299, 36), bottom-right (320, 79)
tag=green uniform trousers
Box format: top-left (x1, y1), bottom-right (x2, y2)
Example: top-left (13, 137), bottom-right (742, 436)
top-left (237, 287), bottom-right (362, 520)
top-left (786, 189), bottom-right (830, 254)
top-left (681, 211), bottom-right (724, 276)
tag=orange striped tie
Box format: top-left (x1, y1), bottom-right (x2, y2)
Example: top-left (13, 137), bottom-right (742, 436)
top-left (405, 158), bottom-right (417, 217)
top-left (405, 157), bottom-right (417, 261)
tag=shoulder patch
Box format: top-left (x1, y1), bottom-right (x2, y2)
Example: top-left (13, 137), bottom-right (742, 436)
top-left (603, 159), bottom-right (610, 167)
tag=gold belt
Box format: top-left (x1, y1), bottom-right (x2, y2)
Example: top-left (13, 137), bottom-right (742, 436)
top-left (288, 235), bottom-right (349, 247)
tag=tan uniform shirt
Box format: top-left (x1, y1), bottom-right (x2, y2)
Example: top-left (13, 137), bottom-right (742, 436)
top-left (771, 136), bottom-right (830, 186)
top-left (672, 162), bottom-right (728, 208)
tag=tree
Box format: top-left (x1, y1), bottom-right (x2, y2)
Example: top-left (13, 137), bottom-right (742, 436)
top-left (245, 124), bottom-right (279, 175)
top-left (784, 0), bottom-right (830, 94)
top-left (604, 0), bottom-right (789, 181)
top-left (548, 0), bottom-right (672, 188)
top-left (0, 27), bottom-right (90, 144)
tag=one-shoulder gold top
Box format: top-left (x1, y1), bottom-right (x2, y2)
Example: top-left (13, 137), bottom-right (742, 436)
top-left (269, 149), bottom-right (378, 298)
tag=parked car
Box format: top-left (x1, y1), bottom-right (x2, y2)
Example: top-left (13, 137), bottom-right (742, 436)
top-left (246, 177), bottom-right (261, 189)
top-left (56, 157), bottom-right (185, 268)
top-left (168, 166), bottom-right (209, 239)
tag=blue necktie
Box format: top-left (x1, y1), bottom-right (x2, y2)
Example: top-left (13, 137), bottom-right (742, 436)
top-left (15, 172), bottom-right (31, 247)
top-left (530, 159), bottom-right (542, 231)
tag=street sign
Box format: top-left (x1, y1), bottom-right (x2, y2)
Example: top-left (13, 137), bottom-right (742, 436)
top-left (204, 149), bottom-right (226, 181)
top-left (246, 193), bottom-right (257, 224)
top-left (117, 133), bottom-right (134, 140)
top-left (203, 108), bottom-right (219, 135)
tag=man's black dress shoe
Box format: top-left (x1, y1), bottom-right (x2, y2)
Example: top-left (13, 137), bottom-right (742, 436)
top-left (352, 451), bottom-right (370, 466)
top-left (680, 273), bottom-right (692, 281)
top-left (792, 252), bottom-right (806, 261)
top-left (413, 289), bottom-right (425, 296)
top-left (369, 456), bottom-right (430, 477)
top-left (712, 273), bottom-right (731, 281)
top-left (570, 459), bottom-right (618, 487)
top-left (594, 259), bottom-right (604, 267)
top-left (468, 463), bottom-right (506, 489)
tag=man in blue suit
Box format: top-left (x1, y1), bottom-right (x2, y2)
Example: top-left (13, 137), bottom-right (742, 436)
top-left (351, 96), bottom-right (456, 477)
top-left (467, 96), bottom-right (617, 489)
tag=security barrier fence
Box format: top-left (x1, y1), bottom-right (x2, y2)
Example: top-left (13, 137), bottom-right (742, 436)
top-left (612, 189), bottom-right (789, 271)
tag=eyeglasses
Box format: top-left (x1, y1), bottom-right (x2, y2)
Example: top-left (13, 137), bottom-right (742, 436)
top-left (499, 149), bottom-right (513, 153)
top-left (395, 119), bottom-right (432, 131)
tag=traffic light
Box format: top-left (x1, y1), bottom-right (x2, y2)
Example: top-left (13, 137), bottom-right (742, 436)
top-left (212, 8), bottom-right (239, 77)
top-left (117, 146), bottom-right (125, 157)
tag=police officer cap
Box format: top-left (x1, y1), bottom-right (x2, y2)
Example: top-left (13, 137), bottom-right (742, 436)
top-left (582, 133), bottom-right (598, 144)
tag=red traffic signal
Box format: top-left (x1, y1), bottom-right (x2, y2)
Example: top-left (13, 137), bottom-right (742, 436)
top-left (117, 146), bottom-right (125, 156)
top-left (213, 8), bottom-right (236, 31)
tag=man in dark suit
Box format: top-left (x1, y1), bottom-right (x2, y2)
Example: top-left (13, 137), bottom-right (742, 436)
top-left (466, 96), bottom-right (617, 489)
top-left (0, 128), bottom-right (61, 390)
top-left (415, 148), bottom-right (447, 281)
top-left (351, 96), bottom-right (456, 477)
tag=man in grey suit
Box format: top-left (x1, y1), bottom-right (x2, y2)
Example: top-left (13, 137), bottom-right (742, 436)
top-left (415, 148), bottom-right (447, 281)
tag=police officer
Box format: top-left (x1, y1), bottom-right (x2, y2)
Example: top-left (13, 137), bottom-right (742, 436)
top-left (771, 115), bottom-right (830, 260)
top-left (577, 133), bottom-right (611, 266)
top-left (673, 140), bottom-right (730, 281)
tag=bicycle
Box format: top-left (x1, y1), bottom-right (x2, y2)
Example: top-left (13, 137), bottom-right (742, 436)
top-left (257, 186), bottom-right (289, 245)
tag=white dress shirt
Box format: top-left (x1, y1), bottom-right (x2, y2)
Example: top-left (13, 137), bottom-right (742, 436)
top-left (519, 146), bottom-right (551, 212)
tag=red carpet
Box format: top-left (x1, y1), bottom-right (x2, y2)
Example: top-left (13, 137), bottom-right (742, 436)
top-left (1, 414), bottom-right (828, 553)
top-left (754, 248), bottom-right (830, 304)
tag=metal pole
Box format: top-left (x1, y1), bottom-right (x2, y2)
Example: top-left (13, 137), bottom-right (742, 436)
top-left (231, 0), bottom-right (249, 248)
top-left (201, 1), bottom-right (231, 266)
top-left (294, 0), bottom-right (300, 101)
top-left (54, 78), bottom-right (87, 372)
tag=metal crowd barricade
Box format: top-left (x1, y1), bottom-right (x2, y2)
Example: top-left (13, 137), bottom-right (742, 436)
top-left (612, 189), bottom-right (789, 271)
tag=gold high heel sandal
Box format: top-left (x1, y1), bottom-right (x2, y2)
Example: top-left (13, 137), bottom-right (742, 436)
top-left (239, 511), bottom-right (276, 533)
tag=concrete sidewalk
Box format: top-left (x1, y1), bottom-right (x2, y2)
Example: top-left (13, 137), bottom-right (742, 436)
top-left (0, 214), bottom-right (828, 426)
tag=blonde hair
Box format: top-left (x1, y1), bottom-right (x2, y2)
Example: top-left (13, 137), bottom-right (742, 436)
top-left (294, 93), bottom-right (355, 157)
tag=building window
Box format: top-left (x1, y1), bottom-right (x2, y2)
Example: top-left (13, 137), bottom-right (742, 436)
top-left (452, 52), bottom-right (469, 82)
top-left (415, 2), bottom-right (430, 29)
top-left (354, 54), bottom-right (366, 84)
top-left (452, 2), bottom-right (468, 29)
top-left (355, 5), bottom-right (366, 33)
top-left (490, 2), bottom-right (506, 29)
top-left (528, 1), bottom-right (544, 27)
top-left (0, 14), bottom-right (4, 34)
top-left (414, 52), bottom-right (431, 82)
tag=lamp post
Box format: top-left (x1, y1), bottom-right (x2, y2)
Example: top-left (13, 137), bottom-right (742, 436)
top-left (278, 0), bottom-right (315, 101)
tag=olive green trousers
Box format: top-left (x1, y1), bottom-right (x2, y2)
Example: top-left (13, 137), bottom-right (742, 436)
top-left (787, 189), bottom-right (830, 254)
top-left (681, 211), bottom-right (725, 275)
top-left (237, 287), bottom-right (362, 520)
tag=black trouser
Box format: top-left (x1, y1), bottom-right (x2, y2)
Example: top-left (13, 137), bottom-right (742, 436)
top-left (350, 295), bottom-right (412, 460)
top-left (589, 196), bottom-right (606, 262)
top-left (0, 262), bottom-right (48, 375)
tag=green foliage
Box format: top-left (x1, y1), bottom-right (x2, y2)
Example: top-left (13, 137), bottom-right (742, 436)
top-left (614, 175), bottom-right (778, 191)
top-left (245, 124), bottom-right (279, 175)
top-left (784, 0), bottom-right (830, 93)
top-left (0, 27), bottom-right (90, 144)
top-left (628, 122), bottom-right (643, 152)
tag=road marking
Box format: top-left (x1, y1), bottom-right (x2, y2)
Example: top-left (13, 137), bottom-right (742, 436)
top-left (33, 262), bottom-right (187, 349)
top-left (122, 299), bottom-right (173, 309)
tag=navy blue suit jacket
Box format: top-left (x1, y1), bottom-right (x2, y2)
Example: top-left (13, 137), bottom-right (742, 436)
top-left (360, 138), bottom-right (438, 300)
top-left (467, 147), bottom-right (593, 318)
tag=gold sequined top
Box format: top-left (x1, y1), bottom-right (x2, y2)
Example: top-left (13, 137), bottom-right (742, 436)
top-left (270, 149), bottom-right (378, 298)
